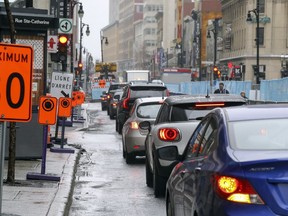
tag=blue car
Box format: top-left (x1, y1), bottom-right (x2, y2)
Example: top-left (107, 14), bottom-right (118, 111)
top-left (158, 104), bottom-right (288, 216)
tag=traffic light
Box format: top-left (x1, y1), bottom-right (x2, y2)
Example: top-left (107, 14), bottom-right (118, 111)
top-left (57, 34), bottom-right (69, 62)
top-left (213, 66), bottom-right (220, 80)
top-left (78, 62), bottom-right (83, 70)
top-left (213, 66), bottom-right (218, 74)
top-left (217, 70), bottom-right (221, 78)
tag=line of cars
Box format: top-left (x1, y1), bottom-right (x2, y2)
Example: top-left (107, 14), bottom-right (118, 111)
top-left (101, 82), bottom-right (288, 216)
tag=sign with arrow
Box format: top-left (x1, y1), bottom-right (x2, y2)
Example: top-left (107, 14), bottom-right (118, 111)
top-left (47, 35), bottom-right (58, 53)
top-left (58, 18), bottom-right (72, 34)
top-left (50, 72), bottom-right (74, 99)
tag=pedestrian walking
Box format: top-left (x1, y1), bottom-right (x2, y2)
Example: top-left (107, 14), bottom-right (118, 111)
top-left (214, 82), bottom-right (229, 94)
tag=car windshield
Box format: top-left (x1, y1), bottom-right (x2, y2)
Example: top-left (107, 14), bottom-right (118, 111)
top-left (229, 119), bottom-right (288, 150)
top-left (136, 104), bottom-right (162, 119)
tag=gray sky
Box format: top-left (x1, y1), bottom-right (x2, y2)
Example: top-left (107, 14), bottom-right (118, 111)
top-left (81, 0), bottom-right (109, 61)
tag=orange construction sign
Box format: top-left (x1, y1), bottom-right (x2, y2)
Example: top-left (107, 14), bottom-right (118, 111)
top-left (38, 96), bottom-right (57, 125)
top-left (58, 97), bottom-right (72, 117)
top-left (0, 43), bottom-right (33, 122)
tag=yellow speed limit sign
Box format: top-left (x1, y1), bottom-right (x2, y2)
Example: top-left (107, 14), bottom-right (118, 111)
top-left (0, 43), bottom-right (33, 122)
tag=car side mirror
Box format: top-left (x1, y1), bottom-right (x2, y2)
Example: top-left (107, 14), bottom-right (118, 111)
top-left (139, 121), bottom-right (151, 131)
top-left (157, 146), bottom-right (179, 161)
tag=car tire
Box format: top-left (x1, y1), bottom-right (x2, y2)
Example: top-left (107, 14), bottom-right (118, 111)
top-left (167, 195), bottom-right (174, 216)
top-left (116, 119), bottom-right (119, 132)
top-left (145, 156), bottom-right (153, 188)
top-left (126, 152), bottom-right (134, 164)
top-left (118, 122), bottom-right (123, 135)
top-left (153, 158), bottom-right (166, 198)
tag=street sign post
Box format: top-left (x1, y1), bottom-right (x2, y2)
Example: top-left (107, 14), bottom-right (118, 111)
top-left (50, 72), bottom-right (74, 99)
top-left (0, 43), bottom-right (33, 122)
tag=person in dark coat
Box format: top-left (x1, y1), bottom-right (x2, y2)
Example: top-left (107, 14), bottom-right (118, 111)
top-left (214, 82), bottom-right (229, 94)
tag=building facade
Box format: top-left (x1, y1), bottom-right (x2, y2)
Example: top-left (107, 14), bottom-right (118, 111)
top-left (221, 0), bottom-right (288, 83)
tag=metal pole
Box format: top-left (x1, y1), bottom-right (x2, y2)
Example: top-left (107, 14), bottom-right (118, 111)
top-left (256, 0), bottom-right (260, 84)
top-left (78, 20), bottom-right (83, 86)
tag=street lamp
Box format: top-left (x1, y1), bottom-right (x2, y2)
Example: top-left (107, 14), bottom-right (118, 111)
top-left (100, 31), bottom-right (109, 79)
top-left (207, 18), bottom-right (219, 74)
top-left (247, 0), bottom-right (260, 84)
top-left (69, 1), bottom-right (84, 74)
top-left (78, 21), bottom-right (90, 86)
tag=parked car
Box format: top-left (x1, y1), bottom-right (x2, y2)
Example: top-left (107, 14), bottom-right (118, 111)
top-left (106, 82), bottom-right (127, 116)
top-left (139, 94), bottom-right (247, 197)
top-left (161, 104), bottom-right (288, 216)
top-left (108, 90), bottom-right (123, 119)
top-left (116, 82), bottom-right (169, 134)
top-left (122, 97), bottom-right (166, 164)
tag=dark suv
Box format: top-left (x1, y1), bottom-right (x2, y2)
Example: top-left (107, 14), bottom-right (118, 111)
top-left (101, 82), bottom-right (127, 111)
top-left (116, 83), bottom-right (169, 134)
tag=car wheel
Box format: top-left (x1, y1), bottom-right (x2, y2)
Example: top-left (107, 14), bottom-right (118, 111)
top-left (116, 119), bottom-right (119, 132)
top-left (145, 156), bottom-right (153, 188)
top-left (167, 194), bottom-right (174, 216)
top-left (122, 137), bottom-right (126, 159)
top-left (153, 157), bottom-right (166, 198)
top-left (126, 152), bottom-right (134, 164)
top-left (118, 122), bottom-right (123, 135)
top-left (109, 112), bottom-right (113, 119)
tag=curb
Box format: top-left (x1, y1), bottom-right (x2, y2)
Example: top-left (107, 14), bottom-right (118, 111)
top-left (47, 148), bottom-right (81, 216)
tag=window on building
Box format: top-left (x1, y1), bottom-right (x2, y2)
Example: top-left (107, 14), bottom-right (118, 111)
top-left (259, 0), bottom-right (265, 13)
top-left (257, 27), bottom-right (264, 45)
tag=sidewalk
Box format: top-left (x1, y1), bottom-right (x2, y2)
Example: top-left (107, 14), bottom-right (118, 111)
top-left (2, 121), bottom-right (84, 216)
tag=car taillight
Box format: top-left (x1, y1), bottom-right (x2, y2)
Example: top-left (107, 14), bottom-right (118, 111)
top-left (101, 97), bottom-right (105, 101)
top-left (107, 95), bottom-right (111, 99)
top-left (123, 98), bottom-right (129, 109)
top-left (213, 175), bottom-right (264, 205)
top-left (158, 128), bottom-right (180, 141)
top-left (112, 102), bottom-right (117, 108)
top-left (130, 121), bottom-right (139, 129)
top-left (195, 102), bottom-right (224, 107)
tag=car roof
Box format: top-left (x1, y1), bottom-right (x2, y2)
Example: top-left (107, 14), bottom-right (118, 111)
top-left (128, 82), bottom-right (167, 88)
top-left (222, 103), bottom-right (288, 121)
top-left (164, 94), bottom-right (247, 105)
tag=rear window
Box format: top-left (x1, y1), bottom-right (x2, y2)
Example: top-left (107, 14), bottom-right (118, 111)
top-left (230, 119), bottom-right (288, 150)
top-left (136, 103), bottom-right (162, 119)
top-left (109, 84), bottom-right (126, 91)
top-left (170, 102), bottom-right (246, 122)
top-left (130, 88), bottom-right (167, 98)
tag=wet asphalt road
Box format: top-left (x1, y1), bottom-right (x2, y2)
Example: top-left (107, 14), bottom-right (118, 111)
top-left (68, 102), bottom-right (166, 216)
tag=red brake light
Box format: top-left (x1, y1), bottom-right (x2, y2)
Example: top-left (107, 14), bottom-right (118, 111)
top-left (213, 175), bottom-right (264, 204)
top-left (158, 128), bottom-right (180, 141)
top-left (123, 98), bottom-right (129, 109)
top-left (195, 102), bottom-right (225, 107)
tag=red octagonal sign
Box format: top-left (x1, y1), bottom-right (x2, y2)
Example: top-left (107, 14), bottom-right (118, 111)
top-left (0, 43), bottom-right (33, 122)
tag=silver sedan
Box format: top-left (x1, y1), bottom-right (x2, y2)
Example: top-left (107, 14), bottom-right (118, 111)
top-left (122, 97), bottom-right (166, 164)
